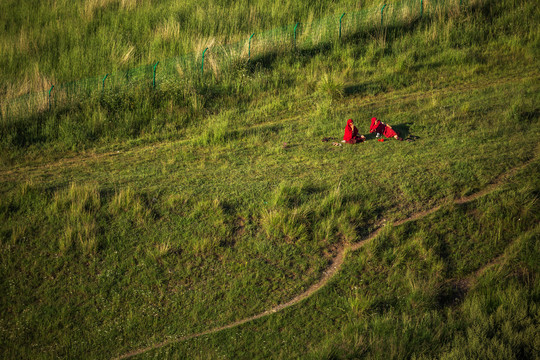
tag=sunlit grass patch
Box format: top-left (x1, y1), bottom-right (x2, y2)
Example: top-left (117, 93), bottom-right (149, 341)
top-left (260, 207), bottom-right (310, 245)
top-left (46, 182), bottom-right (102, 255)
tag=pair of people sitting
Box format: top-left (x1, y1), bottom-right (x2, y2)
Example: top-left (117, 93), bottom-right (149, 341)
top-left (342, 117), bottom-right (402, 144)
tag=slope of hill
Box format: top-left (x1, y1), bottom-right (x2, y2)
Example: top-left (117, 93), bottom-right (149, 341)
top-left (0, 0), bottom-right (538, 359)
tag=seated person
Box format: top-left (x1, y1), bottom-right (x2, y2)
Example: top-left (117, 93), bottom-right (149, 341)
top-left (369, 117), bottom-right (402, 140)
top-left (342, 119), bottom-right (366, 144)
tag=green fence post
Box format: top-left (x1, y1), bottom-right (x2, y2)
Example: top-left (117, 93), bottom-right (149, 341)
top-left (381, 4), bottom-right (387, 27)
top-left (294, 22), bottom-right (300, 49)
top-left (201, 47), bottom-right (208, 76)
top-left (102, 74), bottom-right (108, 91)
top-left (339, 13), bottom-right (346, 40)
top-left (48, 85), bottom-right (54, 111)
top-left (248, 33), bottom-right (255, 60)
top-left (421, 0), bottom-right (423, 17)
top-left (153, 61), bottom-right (159, 89)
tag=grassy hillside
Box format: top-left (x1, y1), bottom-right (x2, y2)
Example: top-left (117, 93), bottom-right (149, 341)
top-left (0, 0), bottom-right (368, 99)
top-left (0, 0), bottom-right (539, 359)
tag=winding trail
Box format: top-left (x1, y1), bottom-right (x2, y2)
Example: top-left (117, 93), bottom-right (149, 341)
top-left (115, 158), bottom-right (536, 360)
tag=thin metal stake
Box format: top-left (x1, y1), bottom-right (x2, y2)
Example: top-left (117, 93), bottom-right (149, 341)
top-left (294, 22), bottom-right (300, 49)
top-left (48, 85), bottom-right (54, 111)
top-left (153, 62), bottom-right (159, 89)
top-left (102, 74), bottom-right (108, 91)
top-left (248, 33), bottom-right (255, 60)
top-left (201, 48), bottom-right (208, 76)
top-left (339, 13), bottom-right (346, 40)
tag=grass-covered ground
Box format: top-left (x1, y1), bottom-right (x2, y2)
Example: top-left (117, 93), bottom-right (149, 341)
top-left (0, 0), bottom-right (374, 99)
top-left (0, 0), bottom-right (539, 359)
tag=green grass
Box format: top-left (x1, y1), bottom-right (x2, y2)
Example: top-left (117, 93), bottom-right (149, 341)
top-left (0, 0), bottom-right (539, 359)
top-left (0, 0), bottom-right (381, 99)
top-left (142, 163), bottom-right (539, 360)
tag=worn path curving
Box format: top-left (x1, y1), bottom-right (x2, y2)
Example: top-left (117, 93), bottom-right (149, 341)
top-left (114, 157), bottom-right (536, 360)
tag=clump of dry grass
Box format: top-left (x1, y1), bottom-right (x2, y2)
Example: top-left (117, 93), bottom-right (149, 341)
top-left (193, 37), bottom-right (225, 78)
top-left (155, 19), bottom-right (181, 41)
top-left (119, 0), bottom-right (146, 11)
top-left (317, 73), bottom-right (344, 101)
top-left (81, 0), bottom-right (146, 20)
top-left (47, 182), bottom-right (101, 256)
top-left (149, 240), bottom-right (172, 259)
top-left (81, 0), bottom-right (117, 20)
top-left (400, 4), bottom-right (416, 24)
top-left (109, 186), bottom-right (152, 227)
top-left (119, 45), bottom-right (136, 66)
top-left (3, 63), bottom-right (55, 100)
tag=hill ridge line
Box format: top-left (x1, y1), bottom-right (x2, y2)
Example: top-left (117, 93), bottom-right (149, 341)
top-left (114, 156), bottom-right (536, 360)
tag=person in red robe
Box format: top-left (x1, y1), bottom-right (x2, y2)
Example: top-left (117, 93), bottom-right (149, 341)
top-left (343, 119), bottom-right (366, 144)
top-left (369, 117), bottom-right (402, 140)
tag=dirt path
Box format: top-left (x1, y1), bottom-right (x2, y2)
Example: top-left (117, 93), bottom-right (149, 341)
top-left (114, 157), bottom-right (536, 360)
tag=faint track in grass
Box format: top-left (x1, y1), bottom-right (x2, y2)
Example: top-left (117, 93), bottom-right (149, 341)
top-left (114, 156), bottom-right (536, 360)
top-left (0, 71), bottom-right (535, 185)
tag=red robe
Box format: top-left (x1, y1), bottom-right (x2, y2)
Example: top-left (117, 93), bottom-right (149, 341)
top-left (370, 117), bottom-right (398, 138)
top-left (343, 119), bottom-right (364, 144)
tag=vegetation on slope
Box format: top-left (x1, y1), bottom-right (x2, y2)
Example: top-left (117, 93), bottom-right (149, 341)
top-left (0, 0), bottom-right (538, 359)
